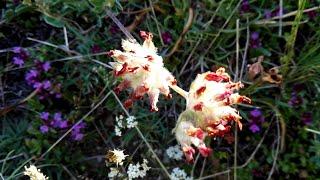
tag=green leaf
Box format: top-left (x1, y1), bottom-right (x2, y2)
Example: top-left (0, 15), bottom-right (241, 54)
top-left (43, 15), bottom-right (64, 28)
top-left (89, 0), bottom-right (115, 13)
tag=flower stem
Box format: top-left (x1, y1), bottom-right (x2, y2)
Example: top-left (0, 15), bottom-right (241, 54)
top-left (169, 84), bottom-right (188, 99)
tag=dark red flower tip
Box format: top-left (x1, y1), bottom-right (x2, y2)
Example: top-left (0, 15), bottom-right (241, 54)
top-left (124, 99), bottom-right (133, 109)
top-left (127, 66), bottom-right (139, 73)
top-left (205, 73), bottom-right (229, 82)
top-left (171, 79), bottom-right (177, 85)
top-left (187, 127), bottom-right (205, 140)
top-left (238, 96), bottom-right (251, 104)
top-left (114, 63), bottom-right (128, 76)
top-left (183, 146), bottom-right (195, 163)
top-left (145, 55), bottom-right (154, 61)
top-left (216, 91), bottom-right (232, 101)
top-left (107, 50), bottom-right (114, 57)
top-left (143, 65), bottom-right (150, 71)
top-left (140, 31), bottom-right (153, 40)
top-left (193, 102), bottom-right (204, 111)
top-left (196, 86), bottom-right (206, 96)
top-left (198, 146), bottom-right (212, 157)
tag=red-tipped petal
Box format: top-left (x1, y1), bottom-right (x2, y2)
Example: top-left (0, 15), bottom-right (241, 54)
top-left (114, 63), bottom-right (128, 76)
top-left (196, 86), bottom-right (206, 97)
top-left (182, 146), bottom-right (196, 163)
top-left (124, 99), bottom-right (133, 109)
top-left (193, 102), bottom-right (204, 111)
top-left (107, 50), bottom-right (114, 56)
top-left (187, 127), bottom-right (205, 140)
top-left (114, 80), bottom-right (130, 94)
top-left (238, 96), bottom-right (251, 104)
top-left (132, 85), bottom-right (149, 99)
top-left (145, 55), bottom-right (154, 61)
top-left (140, 31), bottom-right (153, 40)
top-left (205, 73), bottom-right (229, 82)
top-left (198, 145), bottom-right (212, 157)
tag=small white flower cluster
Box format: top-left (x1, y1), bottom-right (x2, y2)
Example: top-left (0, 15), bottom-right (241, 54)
top-left (127, 159), bottom-right (151, 179)
top-left (114, 115), bottom-right (124, 136)
top-left (108, 168), bottom-right (124, 179)
top-left (114, 115), bottom-right (137, 136)
top-left (166, 145), bottom-right (183, 161)
top-left (106, 149), bottom-right (128, 166)
top-left (126, 116), bottom-right (137, 128)
top-left (23, 165), bottom-right (48, 180)
top-left (170, 167), bottom-right (193, 180)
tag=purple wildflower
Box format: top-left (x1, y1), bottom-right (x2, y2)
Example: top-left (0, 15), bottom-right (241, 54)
top-left (40, 112), bottom-right (50, 121)
top-left (25, 69), bottom-right (39, 85)
top-left (71, 122), bottom-right (86, 141)
top-left (240, 0), bottom-right (250, 13)
top-left (249, 123), bottom-right (260, 133)
top-left (250, 32), bottom-right (262, 49)
top-left (161, 32), bottom-right (173, 45)
top-left (251, 32), bottom-right (259, 40)
top-left (250, 109), bottom-right (262, 118)
top-left (55, 93), bottom-right (62, 98)
top-left (288, 93), bottom-right (303, 107)
top-left (33, 82), bottom-right (43, 89)
top-left (301, 112), bottom-right (312, 125)
top-left (264, 10), bottom-right (272, 19)
top-left (42, 80), bottom-right (52, 90)
top-left (12, 47), bottom-right (22, 53)
top-left (248, 109), bottom-right (264, 133)
top-left (12, 56), bottom-right (24, 67)
top-left (42, 62), bottom-right (51, 72)
top-left (53, 112), bottom-right (62, 121)
top-left (40, 125), bottom-right (49, 134)
top-left (59, 120), bottom-right (68, 129)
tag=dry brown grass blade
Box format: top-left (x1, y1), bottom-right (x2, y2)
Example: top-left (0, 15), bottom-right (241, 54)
top-left (165, 8), bottom-right (194, 58)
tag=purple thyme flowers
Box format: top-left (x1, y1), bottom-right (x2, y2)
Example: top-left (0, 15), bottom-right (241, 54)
top-left (71, 122), bottom-right (86, 141)
top-left (250, 32), bottom-right (262, 49)
top-left (288, 84), bottom-right (304, 108)
top-left (38, 111), bottom-right (86, 141)
top-left (11, 47), bottom-right (29, 67)
top-left (25, 60), bottom-right (62, 100)
top-left (248, 109), bottom-right (265, 133)
top-left (240, 0), bottom-right (250, 14)
top-left (39, 112), bottom-right (68, 133)
top-left (288, 92), bottom-right (303, 107)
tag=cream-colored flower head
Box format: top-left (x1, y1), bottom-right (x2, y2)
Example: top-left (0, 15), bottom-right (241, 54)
top-left (106, 149), bottom-right (128, 166)
top-left (174, 67), bottom-right (251, 162)
top-left (109, 31), bottom-right (176, 111)
top-left (23, 165), bottom-right (48, 180)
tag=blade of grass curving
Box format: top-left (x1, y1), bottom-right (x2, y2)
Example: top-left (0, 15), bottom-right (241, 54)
top-left (280, 0), bottom-right (306, 76)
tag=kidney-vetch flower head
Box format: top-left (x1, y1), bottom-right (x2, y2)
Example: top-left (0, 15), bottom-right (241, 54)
top-left (108, 31), bottom-right (176, 111)
top-left (174, 67), bottom-right (251, 162)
